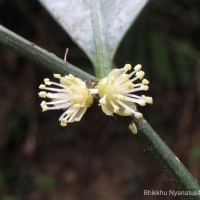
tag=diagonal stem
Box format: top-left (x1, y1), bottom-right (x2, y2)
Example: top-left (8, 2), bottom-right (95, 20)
top-left (119, 115), bottom-right (200, 199)
top-left (0, 25), bottom-right (96, 83)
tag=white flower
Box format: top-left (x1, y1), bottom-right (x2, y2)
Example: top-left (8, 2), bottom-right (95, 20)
top-left (97, 64), bottom-right (153, 118)
top-left (38, 74), bottom-right (93, 127)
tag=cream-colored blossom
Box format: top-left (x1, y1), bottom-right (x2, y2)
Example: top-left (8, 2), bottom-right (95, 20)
top-left (97, 64), bottom-right (153, 118)
top-left (38, 74), bottom-right (93, 127)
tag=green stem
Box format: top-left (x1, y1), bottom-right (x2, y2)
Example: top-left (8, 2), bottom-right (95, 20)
top-left (121, 115), bottom-right (200, 199)
top-left (0, 25), bottom-right (96, 83)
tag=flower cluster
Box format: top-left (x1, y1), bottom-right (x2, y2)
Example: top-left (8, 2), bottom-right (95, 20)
top-left (38, 64), bottom-right (153, 126)
top-left (97, 64), bottom-right (153, 118)
top-left (38, 74), bottom-right (93, 127)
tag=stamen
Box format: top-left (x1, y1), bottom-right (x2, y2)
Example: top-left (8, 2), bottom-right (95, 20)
top-left (49, 81), bottom-right (69, 89)
top-left (117, 100), bottom-right (136, 114)
top-left (110, 100), bottom-right (119, 113)
top-left (134, 64), bottom-right (142, 71)
top-left (46, 99), bottom-right (69, 105)
top-left (60, 118), bottom-right (67, 127)
top-left (140, 85), bottom-right (149, 91)
top-left (46, 102), bottom-right (71, 110)
top-left (142, 95), bottom-right (153, 104)
top-left (44, 78), bottom-right (52, 85)
top-left (68, 108), bottom-right (79, 122)
top-left (124, 64), bottom-right (132, 71)
top-left (124, 96), bottom-right (146, 106)
top-left (38, 91), bottom-right (47, 98)
top-left (142, 79), bottom-right (149, 85)
top-left (59, 109), bottom-right (73, 121)
top-left (117, 94), bottom-right (126, 101)
top-left (74, 107), bottom-right (87, 122)
top-left (136, 71), bottom-right (145, 79)
top-left (42, 87), bottom-right (63, 92)
top-left (41, 101), bottom-right (48, 112)
top-left (39, 84), bottom-right (45, 89)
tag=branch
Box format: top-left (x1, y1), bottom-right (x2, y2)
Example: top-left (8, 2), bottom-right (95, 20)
top-left (0, 25), bottom-right (199, 199)
top-left (0, 25), bottom-right (96, 82)
top-left (120, 115), bottom-right (200, 198)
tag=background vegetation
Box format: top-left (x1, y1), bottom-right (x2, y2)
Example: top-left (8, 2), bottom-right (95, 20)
top-left (0, 0), bottom-right (200, 199)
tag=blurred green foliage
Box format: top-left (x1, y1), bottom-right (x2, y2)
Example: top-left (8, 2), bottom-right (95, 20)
top-left (35, 174), bottom-right (55, 191)
top-left (1, 195), bottom-right (21, 200)
top-left (189, 146), bottom-right (200, 164)
top-left (116, 0), bottom-right (200, 92)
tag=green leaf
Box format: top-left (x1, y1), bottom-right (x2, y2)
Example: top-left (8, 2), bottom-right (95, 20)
top-left (38, 0), bottom-right (149, 77)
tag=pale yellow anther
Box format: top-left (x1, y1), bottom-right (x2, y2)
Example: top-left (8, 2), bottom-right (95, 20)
top-left (135, 112), bottom-right (143, 119)
top-left (117, 94), bottom-right (126, 100)
top-left (127, 82), bottom-right (134, 89)
top-left (147, 97), bottom-right (153, 104)
top-left (44, 78), bottom-right (51, 85)
top-left (41, 101), bottom-right (46, 106)
top-left (140, 85), bottom-right (149, 91)
top-left (129, 123), bottom-right (138, 134)
top-left (39, 84), bottom-right (45, 89)
top-left (46, 93), bottom-right (54, 98)
top-left (139, 100), bottom-right (146, 106)
top-left (60, 118), bottom-right (67, 127)
top-left (142, 95), bottom-right (153, 104)
top-left (41, 101), bottom-right (48, 112)
top-left (142, 79), bottom-right (149, 85)
top-left (42, 106), bottom-right (48, 112)
top-left (124, 64), bottom-right (132, 71)
top-left (134, 64), bottom-right (142, 71)
top-left (53, 74), bottom-right (61, 78)
top-left (136, 71), bottom-right (145, 79)
top-left (38, 91), bottom-right (47, 98)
